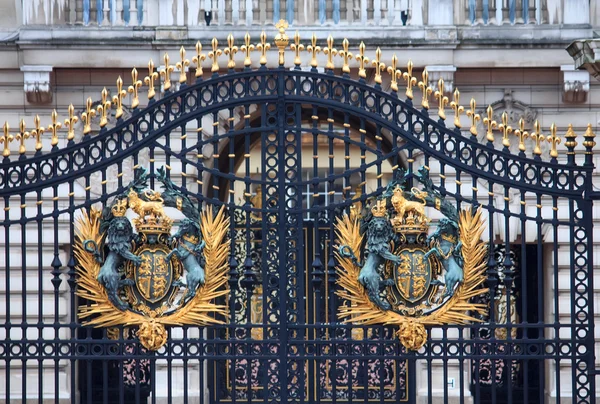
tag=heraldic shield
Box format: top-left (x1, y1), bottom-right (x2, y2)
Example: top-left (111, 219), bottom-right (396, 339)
top-left (336, 167), bottom-right (488, 351)
top-left (74, 167), bottom-right (230, 350)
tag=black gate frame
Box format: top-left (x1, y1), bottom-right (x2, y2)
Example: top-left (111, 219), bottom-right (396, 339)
top-left (0, 28), bottom-right (597, 404)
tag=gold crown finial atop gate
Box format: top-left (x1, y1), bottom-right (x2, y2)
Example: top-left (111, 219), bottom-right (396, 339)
top-left (274, 20), bottom-right (289, 66)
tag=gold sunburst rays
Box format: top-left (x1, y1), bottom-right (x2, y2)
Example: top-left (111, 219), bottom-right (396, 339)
top-left (334, 207), bottom-right (488, 350)
top-left (74, 205), bottom-right (230, 349)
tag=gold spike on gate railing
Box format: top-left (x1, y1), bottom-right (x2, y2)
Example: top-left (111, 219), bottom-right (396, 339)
top-left (47, 110), bottom-right (61, 148)
top-left (161, 53), bottom-right (175, 91)
top-left (531, 120), bottom-right (545, 156)
top-left (306, 34), bottom-right (321, 69)
top-left (483, 105), bottom-right (497, 143)
top-left (371, 48), bottom-right (385, 85)
top-left (129, 67), bottom-right (143, 109)
top-left (564, 124), bottom-right (577, 155)
top-left (450, 89), bottom-right (464, 128)
top-left (112, 77), bottom-right (127, 119)
top-left (145, 59), bottom-right (159, 99)
top-left (323, 35), bottom-right (337, 71)
top-left (81, 97), bottom-right (96, 135)
top-left (1, 122), bottom-right (13, 157)
top-left (256, 33), bottom-right (269, 66)
top-left (547, 123), bottom-right (561, 159)
top-left (387, 55), bottom-right (401, 93)
top-left (16, 120), bottom-right (28, 155)
top-left (418, 70), bottom-right (432, 110)
top-left (192, 42), bottom-right (206, 77)
top-left (353, 42), bottom-right (367, 79)
top-left (32, 115), bottom-right (44, 152)
top-left (514, 118), bottom-right (528, 152)
top-left (224, 35), bottom-right (238, 70)
top-left (242, 33), bottom-right (255, 67)
top-left (65, 104), bottom-right (78, 141)
top-left (97, 88), bottom-right (111, 128)
top-left (177, 46), bottom-right (190, 82)
top-left (434, 79), bottom-right (448, 120)
top-left (402, 61), bottom-right (417, 100)
top-left (498, 111), bottom-right (512, 148)
top-left (339, 39), bottom-right (352, 74)
top-left (466, 99), bottom-right (480, 137)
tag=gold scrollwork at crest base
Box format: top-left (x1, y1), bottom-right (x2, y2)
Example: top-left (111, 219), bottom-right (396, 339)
top-left (335, 207), bottom-right (488, 351)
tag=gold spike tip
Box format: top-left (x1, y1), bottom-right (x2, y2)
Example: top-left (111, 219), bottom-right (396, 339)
top-left (547, 123), bottom-right (561, 159)
top-left (1, 121), bottom-right (14, 158)
top-left (583, 123), bottom-right (596, 152)
top-left (514, 117), bottom-right (529, 153)
top-left (177, 46), bottom-right (190, 82)
top-left (564, 124), bottom-right (577, 153)
top-left (450, 89), bottom-right (464, 128)
top-left (290, 31), bottom-right (304, 67)
top-left (32, 114), bottom-right (44, 152)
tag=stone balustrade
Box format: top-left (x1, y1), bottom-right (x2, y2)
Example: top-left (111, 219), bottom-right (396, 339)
top-left (20, 0), bottom-right (591, 27)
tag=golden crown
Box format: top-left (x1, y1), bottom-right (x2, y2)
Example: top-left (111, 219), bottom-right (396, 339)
top-left (371, 200), bottom-right (387, 218)
top-left (391, 212), bottom-right (430, 235)
top-left (111, 199), bottom-right (128, 217)
top-left (133, 215), bottom-right (173, 235)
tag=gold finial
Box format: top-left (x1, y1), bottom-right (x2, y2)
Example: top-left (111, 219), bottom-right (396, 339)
top-left (144, 59), bottom-right (159, 99)
top-left (402, 60), bottom-right (417, 100)
top-left (417, 69), bottom-right (432, 109)
top-left (224, 35), bottom-right (238, 70)
top-left (339, 38), bottom-right (352, 74)
top-left (1, 122), bottom-right (14, 157)
top-left (564, 124), bottom-right (577, 154)
top-left (97, 87), bottom-right (112, 128)
top-left (530, 120), bottom-right (545, 156)
top-left (64, 104), bottom-right (78, 141)
top-left (160, 52), bottom-right (175, 90)
top-left (112, 76), bottom-right (127, 120)
top-left (450, 89), bottom-right (464, 128)
top-left (192, 42), bottom-right (207, 77)
top-left (47, 110), bottom-right (61, 147)
top-left (387, 54), bottom-right (402, 93)
top-left (32, 115), bottom-right (44, 152)
top-left (514, 117), bottom-right (529, 152)
top-left (16, 119), bottom-right (29, 155)
top-left (371, 47), bottom-right (385, 85)
top-left (323, 35), bottom-right (337, 71)
top-left (466, 98), bottom-right (480, 136)
top-left (256, 32), bottom-right (270, 66)
top-left (547, 123), bottom-right (560, 159)
top-left (434, 78), bottom-right (449, 120)
top-left (483, 105), bottom-right (497, 143)
top-left (81, 97), bottom-right (96, 135)
top-left (355, 42), bottom-right (368, 79)
top-left (290, 31), bottom-right (304, 67)
top-left (176, 46), bottom-right (190, 82)
top-left (498, 111), bottom-right (512, 148)
top-left (306, 34), bottom-right (321, 69)
top-left (371, 199), bottom-right (387, 218)
top-left (274, 20), bottom-right (289, 66)
top-left (583, 123), bottom-right (596, 153)
top-left (241, 33), bottom-right (255, 67)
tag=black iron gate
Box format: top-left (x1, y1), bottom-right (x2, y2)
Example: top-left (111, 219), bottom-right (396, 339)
top-left (0, 26), bottom-right (597, 404)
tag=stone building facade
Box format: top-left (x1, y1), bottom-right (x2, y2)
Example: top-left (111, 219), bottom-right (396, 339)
top-left (0, 0), bottom-right (599, 403)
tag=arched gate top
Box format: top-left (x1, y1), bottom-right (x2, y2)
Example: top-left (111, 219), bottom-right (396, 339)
top-left (0, 22), bottom-right (596, 199)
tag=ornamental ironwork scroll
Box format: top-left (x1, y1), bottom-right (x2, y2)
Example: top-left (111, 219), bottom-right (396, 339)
top-left (336, 167), bottom-right (488, 350)
top-left (74, 167), bottom-right (230, 350)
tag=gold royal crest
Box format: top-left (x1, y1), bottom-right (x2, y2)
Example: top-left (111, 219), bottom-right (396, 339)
top-left (336, 167), bottom-right (488, 351)
top-left (74, 167), bottom-right (230, 350)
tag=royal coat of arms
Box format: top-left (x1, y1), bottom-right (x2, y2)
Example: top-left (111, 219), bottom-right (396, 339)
top-left (336, 167), bottom-right (488, 351)
top-left (74, 167), bottom-right (230, 350)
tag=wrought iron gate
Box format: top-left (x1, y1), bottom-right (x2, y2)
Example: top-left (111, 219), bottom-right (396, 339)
top-left (0, 25), bottom-right (597, 404)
